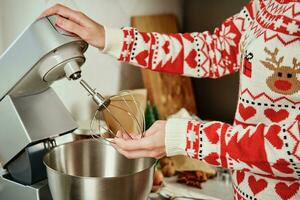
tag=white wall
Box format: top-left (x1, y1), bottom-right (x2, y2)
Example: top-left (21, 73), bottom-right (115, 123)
top-left (0, 0), bottom-right (183, 123)
top-left (0, 5), bottom-right (3, 53)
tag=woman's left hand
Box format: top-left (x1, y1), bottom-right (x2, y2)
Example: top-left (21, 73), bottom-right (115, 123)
top-left (112, 120), bottom-right (167, 159)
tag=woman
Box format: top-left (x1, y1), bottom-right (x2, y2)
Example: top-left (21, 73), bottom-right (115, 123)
top-left (42, 1), bottom-right (300, 199)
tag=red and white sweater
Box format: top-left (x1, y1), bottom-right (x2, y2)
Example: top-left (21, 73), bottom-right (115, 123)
top-left (103, 0), bottom-right (300, 199)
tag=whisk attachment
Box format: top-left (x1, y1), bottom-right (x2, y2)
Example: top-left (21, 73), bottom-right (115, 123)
top-left (79, 79), bottom-right (145, 143)
top-left (80, 80), bottom-right (111, 110)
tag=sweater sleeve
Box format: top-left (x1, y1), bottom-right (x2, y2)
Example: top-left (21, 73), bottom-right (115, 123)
top-left (103, 0), bottom-right (259, 78)
top-left (165, 118), bottom-right (300, 177)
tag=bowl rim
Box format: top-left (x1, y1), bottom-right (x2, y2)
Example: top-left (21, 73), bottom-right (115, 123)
top-left (43, 139), bottom-right (156, 180)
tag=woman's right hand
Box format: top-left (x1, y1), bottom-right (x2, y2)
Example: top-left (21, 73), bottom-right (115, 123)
top-left (41, 4), bottom-right (105, 49)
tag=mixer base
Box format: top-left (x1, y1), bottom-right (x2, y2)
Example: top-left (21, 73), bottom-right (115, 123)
top-left (0, 173), bottom-right (52, 200)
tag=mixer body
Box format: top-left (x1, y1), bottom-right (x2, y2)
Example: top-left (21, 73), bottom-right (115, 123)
top-left (0, 15), bottom-right (88, 200)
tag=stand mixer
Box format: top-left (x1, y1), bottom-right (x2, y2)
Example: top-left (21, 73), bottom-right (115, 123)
top-left (0, 15), bottom-right (88, 200)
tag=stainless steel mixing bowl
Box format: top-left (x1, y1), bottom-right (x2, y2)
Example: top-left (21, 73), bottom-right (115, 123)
top-left (43, 139), bottom-right (156, 200)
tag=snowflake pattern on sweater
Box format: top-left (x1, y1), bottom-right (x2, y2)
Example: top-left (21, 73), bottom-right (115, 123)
top-left (103, 0), bottom-right (300, 199)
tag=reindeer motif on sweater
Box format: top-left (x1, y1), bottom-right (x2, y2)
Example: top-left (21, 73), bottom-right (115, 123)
top-left (261, 47), bottom-right (300, 95)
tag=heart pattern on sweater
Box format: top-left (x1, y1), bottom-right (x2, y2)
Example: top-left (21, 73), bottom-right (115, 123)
top-left (183, 33), bottom-right (194, 42)
top-left (265, 125), bottom-right (283, 149)
top-left (264, 109), bottom-right (289, 123)
top-left (275, 182), bottom-right (299, 200)
top-left (248, 175), bottom-right (268, 196)
top-left (272, 159), bottom-right (294, 174)
top-left (239, 104), bottom-right (257, 121)
top-left (203, 152), bottom-right (220, 166)
top-left (162, 41), bottom-right (170, 54)
top-left (185, 49), bottom-right (197, 68)
top-left (140, 33), bottom-right (150, 43)
top-left (236, 170), bottom-right (245, 185)
top-left (203, 123), bottom-right (221, 144)
top-left (135, 50), bottom-right (149, 66)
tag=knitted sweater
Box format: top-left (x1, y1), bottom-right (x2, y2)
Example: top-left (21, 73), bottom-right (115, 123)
top-left (103, 0), bottom-right (300, 199)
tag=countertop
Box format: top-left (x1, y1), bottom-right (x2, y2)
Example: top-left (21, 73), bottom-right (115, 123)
top-left (148, 176), bottom-right (233, 200)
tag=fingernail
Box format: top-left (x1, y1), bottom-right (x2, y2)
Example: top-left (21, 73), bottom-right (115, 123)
top-left (56, 17), bottom-right (63, 26)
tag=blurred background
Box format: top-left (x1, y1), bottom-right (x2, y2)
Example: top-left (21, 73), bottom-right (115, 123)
top-left (0, 0), bottom-right (247, 124)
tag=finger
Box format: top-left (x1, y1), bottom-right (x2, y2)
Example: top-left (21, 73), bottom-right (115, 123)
top-left (130, 132), bottom-right (144, 140)
top-left (115, 131), bottom-right (130, 140)
top-left (41, 4), bottom-right (89, 26)
top-left (114, 146), bottom-right (152, 159)
top-left (144, 130), bottom-right (154, 137)
top-left (117, 131), bottom-right (140, 140)
top-left (56, 16), bottom-right (83, 37)
top-left (121, 148), bottom-right (164, 159)
top-left (112, 142), bottom-right (164, 159)
top-left (110, 142), bottom-right (118, 149)
top-left (122, 132), bottom-right (133, 140)
top-left (116, 131), bottom-right (122, 138)
top-left (114, 137), bottom-right (151, 151)
top-left (143, 126), bottom-right (158, 137)
top-left (41, 4), bottom-right (70, 18)
top-left (121, 131), bottom-right (132, 140)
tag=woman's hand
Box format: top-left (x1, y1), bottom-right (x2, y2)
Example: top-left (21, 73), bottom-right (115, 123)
top-left (41, 4), bottom-right (105, 49)
top-left (112, 120), bottom-right (167, 159)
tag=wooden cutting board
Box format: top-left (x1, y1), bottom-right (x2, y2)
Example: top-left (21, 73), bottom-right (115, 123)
top-left (131, 15), bottom-right (197, 119)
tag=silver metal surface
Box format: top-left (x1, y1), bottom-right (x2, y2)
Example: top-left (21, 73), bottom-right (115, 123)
top-left (79, 79), bottom-right (110, 109)
top-left (0, 15), bottom-right (88, 166)
top-left (44, 139), bottom-right (156, 200)
top-left (0, 88), bottom-right (77, 166)
top-left (0, 15), bottom-right (87, 99)
top-left (63, 60), bottom-right (82, 80)
top-left (0, 174), bottom-right (52, 200)
top-left (0, 14), bottom-right (88, 166)
top-left (0, 14), bottom-right (88, 200)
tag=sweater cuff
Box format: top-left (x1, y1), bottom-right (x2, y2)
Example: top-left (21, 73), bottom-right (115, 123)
top-left (165, 118), bottom-right (189, 157)
top-left (102, 26), bottom-right (124, 57)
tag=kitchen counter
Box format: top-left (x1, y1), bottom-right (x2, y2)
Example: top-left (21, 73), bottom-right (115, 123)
top-left (148, 176), bottom-right (233, 200)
